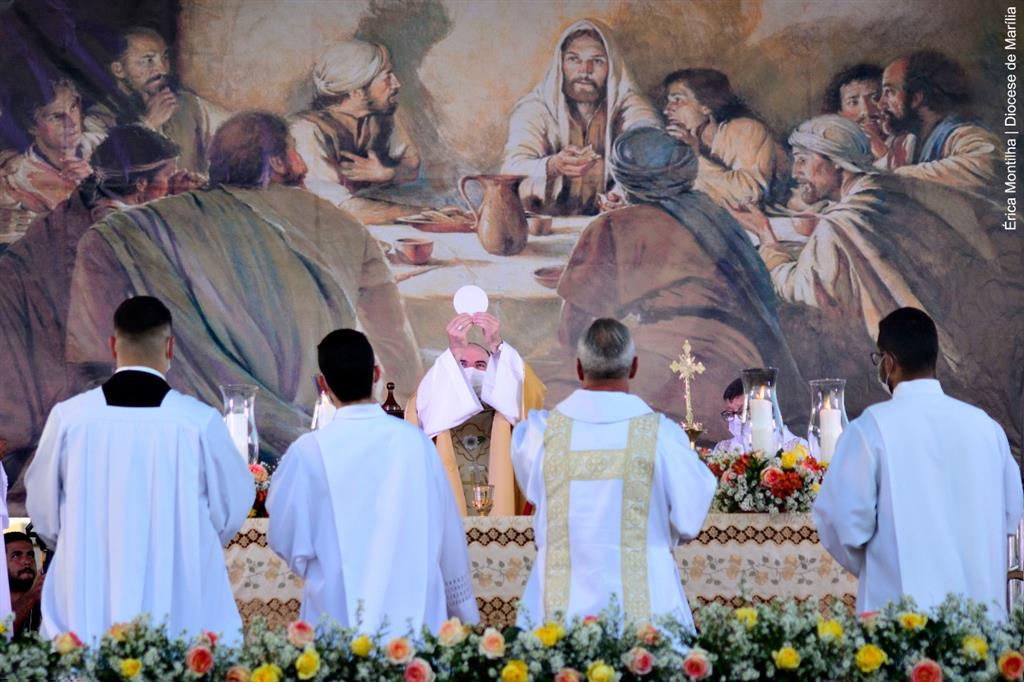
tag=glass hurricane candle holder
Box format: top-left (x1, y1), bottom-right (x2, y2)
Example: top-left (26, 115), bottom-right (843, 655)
top-left (741, 367), bottom-right (784, 455)
top-left (220, 384), bottom-right (259, 465)
top-left (808, 379), bottom-right (849, 464)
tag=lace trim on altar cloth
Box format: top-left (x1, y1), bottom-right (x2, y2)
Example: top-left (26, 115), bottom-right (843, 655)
top-left (445, 572), bottom-right (475, 610)
top-left (541, 411), bottom-right (659, 623)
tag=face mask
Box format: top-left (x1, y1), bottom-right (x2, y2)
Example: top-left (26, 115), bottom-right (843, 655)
top-left (877, 355), bottom-right (892, 395)
top-left (727, 415), bottom-right (743, 440)
top-left (462, 367), bottom-right (485, 398)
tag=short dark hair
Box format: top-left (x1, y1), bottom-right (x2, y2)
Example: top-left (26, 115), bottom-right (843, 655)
top-left (877, 307), bottom-right (939, 375)
top-left (86, 125), bottom-right (179, 198)
top-left (113, 296), bottom-right (172, 341)
top-left (723, 378), bottom-right (744, 402)
top-left (114, 27), bottom-right (168, 61)
top-left (822, 63), bottom-right (882, 113)
top-left (9, 76), bottom-right (80, 143)
top-left (318, 329), bottom-right (375, 402)
top-left (561, 27), bottom-right (604, 52)
top-left (208, 111), bottom-right (290, 188)
top-left (662, 68), bottom-right (754, 123)
top-left (3, 531), bottom-right (32, 547)
top-left (903, 50), bottom-right (972, 115)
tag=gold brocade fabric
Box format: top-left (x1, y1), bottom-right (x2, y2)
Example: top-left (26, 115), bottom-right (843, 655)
top-left (452, 408), bottom-right (495, 515)
top-left (541, 410), bottom-right (659, 622)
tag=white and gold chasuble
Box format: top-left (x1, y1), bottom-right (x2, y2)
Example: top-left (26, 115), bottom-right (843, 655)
top-left (511, 389), bottom-right (717, 630)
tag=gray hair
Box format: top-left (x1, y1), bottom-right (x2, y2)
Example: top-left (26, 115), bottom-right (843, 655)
top-left (577, 318), bottom-right (635, 380)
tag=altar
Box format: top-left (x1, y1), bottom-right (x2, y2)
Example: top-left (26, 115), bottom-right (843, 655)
top-left (227, 513), bottom-right (857, 630)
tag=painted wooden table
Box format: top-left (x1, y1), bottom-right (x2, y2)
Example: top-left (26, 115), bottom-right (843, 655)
top-left (227, 513), bottom-right (857, 630)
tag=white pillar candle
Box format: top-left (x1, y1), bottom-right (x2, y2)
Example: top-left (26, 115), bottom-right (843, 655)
top-left (750, 398), bottom-right (774, 453)
top-left (225, 412), bottom-right (249, 462)
top-left (819, 406), bottom-right (843, 463)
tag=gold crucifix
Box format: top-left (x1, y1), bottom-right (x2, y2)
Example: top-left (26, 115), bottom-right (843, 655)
top-left (670, 340), bottom-right (705, 446)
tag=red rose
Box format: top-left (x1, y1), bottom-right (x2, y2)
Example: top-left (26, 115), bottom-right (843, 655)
top-left (910, 658), bottom-right (943, 682)
top-left (186, 645), bottom-right (214, 675)
top-left (760, 466), bottom-right (783, 487)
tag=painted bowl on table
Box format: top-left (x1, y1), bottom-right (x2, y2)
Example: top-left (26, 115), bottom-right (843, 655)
top-left (396, 237), bottom-right (434, 265)
top-left (525, 213), bottom-right (553, 236)
top-left (533, 265), bottom-right (564, 289)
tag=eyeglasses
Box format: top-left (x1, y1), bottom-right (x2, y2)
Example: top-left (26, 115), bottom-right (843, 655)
top-left (870, 351), bottom-right (885, 366)
top-left (720, 409), bottom-right (743, 421)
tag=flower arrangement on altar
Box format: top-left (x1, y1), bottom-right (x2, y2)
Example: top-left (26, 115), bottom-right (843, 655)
top-left (248, 462), bottom-right (272, 518)
top-left (699, 442), bottom-right (827, 514)
top-left (5, 595), bottom-right (1024, 681)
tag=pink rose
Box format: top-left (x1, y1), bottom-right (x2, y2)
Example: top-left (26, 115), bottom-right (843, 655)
top-left (200, 630), bottom-right (219, 648)
top-left (53, 632), bottom-right (84, 655)
top-left (625, 647), bottom-right (655, 676)
top-left (225, 666), bottom-right (251, 682)
top-left (910, 659), bottom-right (943, 682)
top-left (583, 615), bottom-right (600, 625)
top-left (287, 620), bottom-right (316, 648)
top-left (185, 645), bottom-right (214, 675)
top-left (638, 624), bottom-right (661, 647)
top-left (404, 657), bottom-right (435, 682)
top-left (249, 463), bottom-right (269, 484)
top-left (386, 636), bottom-right (415, 665)
top-left (479, 627), bottom-right (506, 659)
top-left (683, 649), bottom-right (712, 680)
top-left (554, 669), bottom-right (582, 682)
top-left (760, 466), bottom-right (783, 487)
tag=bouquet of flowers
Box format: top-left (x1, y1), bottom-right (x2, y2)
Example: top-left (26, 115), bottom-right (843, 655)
top-left (699, 443), bottom-right (826, 513)
top-left (249, 462), bottom-right (272, 518)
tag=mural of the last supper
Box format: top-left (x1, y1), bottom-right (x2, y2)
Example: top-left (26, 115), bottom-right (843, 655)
top-left (0, 0), bottom-right (1020, 513)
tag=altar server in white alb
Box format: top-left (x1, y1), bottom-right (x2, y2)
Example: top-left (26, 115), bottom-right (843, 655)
top-left (512, 318), bottom-right (716, 628)
top-left (0, 460), bottom-right (10, 627)
top-left (25, 296), bottom-right (253, 644)
top-left (268, 329), bottom-right (478, 636)
top-left (814, 307), bottom-right (1024, 619)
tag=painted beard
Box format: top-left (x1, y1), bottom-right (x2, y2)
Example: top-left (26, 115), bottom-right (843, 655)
top-left (140, 73), bottom-right (177, 98)
top-left (563, 78), bottom-right (605, 104)
top-left (884, 104), bottom-right (921, 136)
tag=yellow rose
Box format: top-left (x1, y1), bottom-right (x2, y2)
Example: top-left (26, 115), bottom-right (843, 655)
top-left (295, 648), bottom-right (321, 681)
top-left (119, 658), bottom-right (143, 679)
top-left (534, 623), bottom-right (566, 647)
top-left (251, 664), bottom-right (283, 682)
top-left (811, 482), bottom-right (821, 494)
top-left (350, 635), bottom-right (373, 657)
top-left (792, 443), bottom-right (809, 461)
top-left (773, 646), bottom-right (801, 670)
top-left (586, 660), bottom-right (615, 682)
top-left (735, 607), bottom-right (758, 628)
top-left (108, 622), bottom-right (129, 643)
top-left (962, 635), bottom-right (989, 661)
top-left (898, 612), bottom-right (928, 632)
top-left (855, 644), bottom-right (888, 673)
top-left (53, 632), bottom-right (84, 655)
top-left (0, 622), bottom-right (6, 636)
top-left (817, 619), bottom-right (844, 642)
top-left (780, 451), bottom-right (797, 469)
top-left (501, 659), bottom-right (530, 682)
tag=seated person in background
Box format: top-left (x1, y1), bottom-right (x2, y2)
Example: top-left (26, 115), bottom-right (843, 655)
top-left (713, 378), bottom-right (805, 454)
top-left (814, 308), bottom-right (1023, 619)
top-left (408, 312), bottom-right (545, 516)
top-left (822, 63), bottom-right (887, 160)
top-left (501, 19), bottom-right (658, 215)
top-left (0, 76), bottom-right (98, 241)
top-left (662, 68), bottom-right (786, 210)
top-left (26, 296), bottom-right (253, 645)
top-left (291, 38), bottom-right (422, 224)
top-left (5, 531), bottom-right (43, 637)
top-left (268, 329), bottom-right (478, 637)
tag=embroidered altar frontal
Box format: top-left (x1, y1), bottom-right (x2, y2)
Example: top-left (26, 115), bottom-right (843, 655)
top-left (227, 514), bottom-right (857, 630)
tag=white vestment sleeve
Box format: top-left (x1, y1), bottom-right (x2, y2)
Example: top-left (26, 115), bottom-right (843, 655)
top-left (266, 437), bottom-right (319, 579)
top-left (24, 403), bottom-right (65, 550)
top-left (511, 409), bottom-right (550, 504)
top-left (812, 419), bottom-right (879, 576)
top-left (658, 417), bottom-right (716, 541)
top-left (434, 451), bottom-right (479, 624)
top-left (416, 349), bottom-right (483, 437)
top-left (0, 460), bottom-right (10, 624)
top-left (481, 343), bottom-right (525, 425)
top-left (200, 413), bottom-right (254, 545)
top-left (998, 426), bottom-right (1024, 531)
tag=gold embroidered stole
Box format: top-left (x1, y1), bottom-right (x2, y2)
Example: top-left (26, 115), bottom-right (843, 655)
top-left (541, 410), bottom-right (659, 622)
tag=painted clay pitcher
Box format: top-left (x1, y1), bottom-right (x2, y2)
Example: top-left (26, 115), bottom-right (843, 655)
top-left (458, 174), bottom-right (529, 256)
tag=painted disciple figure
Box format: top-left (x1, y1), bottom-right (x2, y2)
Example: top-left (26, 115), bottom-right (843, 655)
top-left (64, 112), bottom-right (422, 458)
top-left (407, 312), bottom-right (545, 516)
top-left (501, 19), bottom-right (659, 215)
top-left (821, 63), bottom-right (888, 160)
top-left (291, 39), bottom-right (423, 224)
top-left (554, 125), bottom-right (805, 440)
top-left (0, 125), bottom-right (200, 515)
top-left (662, 68), bottom-right (787, 210)
top-left (85, 27), bottom-right (227, 174)
top-left (878, 50), bottom-right (1000, 200)
top-left (0, 77), bottom-right (98, 242)
top-left (732, 115), bottom-right (1024, 453)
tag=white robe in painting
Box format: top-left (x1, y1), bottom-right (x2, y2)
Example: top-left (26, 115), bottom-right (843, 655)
top-left (267, 403), bottom-right (478, 637)
top-left (24, 386), bottom-right (253, 644)
top-left (813, 379), bottom-right (1024, 619)
top-left (511, 389), bottom-right (716, 629)
top-left (0, 461), bottom-right (10, 627)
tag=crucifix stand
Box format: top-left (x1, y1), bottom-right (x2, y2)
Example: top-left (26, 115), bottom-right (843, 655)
top-left (669, 340), bottom-right (705, 449)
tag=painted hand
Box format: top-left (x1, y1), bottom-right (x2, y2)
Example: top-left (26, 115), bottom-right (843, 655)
top-left (338, 150), bottom-right (396, 183)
